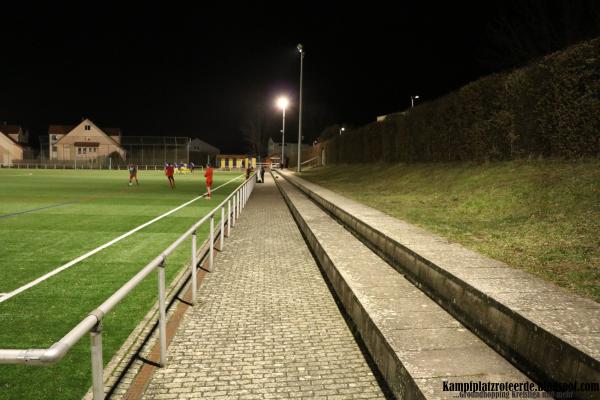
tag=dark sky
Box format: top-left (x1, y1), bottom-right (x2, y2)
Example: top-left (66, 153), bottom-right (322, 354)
top-left (1, 1), bottom-right (597, 153)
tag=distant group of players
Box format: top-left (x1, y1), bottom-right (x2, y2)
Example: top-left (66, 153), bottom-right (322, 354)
top-left (127, 162), bottom-right (213, 199)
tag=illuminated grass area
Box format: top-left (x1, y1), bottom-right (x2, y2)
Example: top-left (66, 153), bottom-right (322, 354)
top-left (0, 169), bottom-right (242, 399)
top-left (301, 160), bottom-right (600, 303)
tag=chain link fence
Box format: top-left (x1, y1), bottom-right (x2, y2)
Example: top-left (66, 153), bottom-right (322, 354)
top-left (33, 136), bottom-right (190, 169)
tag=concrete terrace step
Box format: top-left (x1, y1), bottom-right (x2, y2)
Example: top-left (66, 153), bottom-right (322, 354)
top-left (272, 173), bottom-right (537, 400)
top-left (275, 170), bottom-right (600, 400)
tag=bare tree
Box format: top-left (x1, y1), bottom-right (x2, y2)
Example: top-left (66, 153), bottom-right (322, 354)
top-left (480, 1), bottom-right (600, 69)
top-left (241, 104), bottom-right (270, 156)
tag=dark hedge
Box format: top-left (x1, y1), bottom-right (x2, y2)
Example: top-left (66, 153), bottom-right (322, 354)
top-left (323, 38), bottom-right (600, 163)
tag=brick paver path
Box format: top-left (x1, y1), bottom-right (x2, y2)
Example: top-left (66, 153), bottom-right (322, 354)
top-left (141, 174), bottom-right (388, 399)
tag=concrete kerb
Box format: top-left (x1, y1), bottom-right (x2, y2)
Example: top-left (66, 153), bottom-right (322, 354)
top-left (82, 221), bottom-right (228, 400)
top-left (270, 172), bottom-right (422, 399)
top-left (275, 170), bottom-right (600, 400)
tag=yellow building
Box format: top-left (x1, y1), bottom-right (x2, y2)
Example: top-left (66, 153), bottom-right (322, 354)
top-left (216, 154), bottom-right (256, 170)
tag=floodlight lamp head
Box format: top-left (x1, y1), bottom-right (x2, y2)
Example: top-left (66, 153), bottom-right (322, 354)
top-left (297, 43), bottom-right (304, 53)
top-left (277, 96), bottom-right (289, 110)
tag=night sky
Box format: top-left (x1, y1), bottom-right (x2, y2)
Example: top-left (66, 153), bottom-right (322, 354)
top-left (1, 1), bottom-right (598, 153)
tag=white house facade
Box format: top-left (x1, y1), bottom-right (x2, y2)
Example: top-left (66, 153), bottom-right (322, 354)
top-left (48, 119), bottom-right (125, 161)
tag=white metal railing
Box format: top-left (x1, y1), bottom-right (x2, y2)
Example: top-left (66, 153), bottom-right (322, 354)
top-left (0, 174), bottom-right (256, 400)
top-left (300, 156), bottom-right (318, 166)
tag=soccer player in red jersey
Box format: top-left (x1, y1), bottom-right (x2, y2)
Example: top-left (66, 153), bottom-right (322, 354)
top-left (204, 163), bottom-right (214, 199)
top-left (165, 163), bottom-right (175, 189)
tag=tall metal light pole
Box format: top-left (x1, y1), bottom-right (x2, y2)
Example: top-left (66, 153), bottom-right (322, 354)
top-left (297, 43), bottom-right (304, 173)
top-left (411, 95), bottom-right (420, 108)
top-left (277, 97), bottom-right (289, 169)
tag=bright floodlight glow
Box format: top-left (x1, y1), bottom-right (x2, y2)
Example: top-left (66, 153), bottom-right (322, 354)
top-left (414, 95), bottom-right (420, 99)
top-left (341, 127), bottom-right (345, 131)
top-left (277, 97), bottom-right (289, 110)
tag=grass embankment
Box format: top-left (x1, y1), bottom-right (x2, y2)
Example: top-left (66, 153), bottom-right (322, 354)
top-left (301, 160), bottom-right (600, 302)
top-left (0, 169), bottom-right (242, 399)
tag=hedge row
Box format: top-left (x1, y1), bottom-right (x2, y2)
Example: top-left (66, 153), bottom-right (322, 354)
top-left (323, 38), bottom-right (600, 163)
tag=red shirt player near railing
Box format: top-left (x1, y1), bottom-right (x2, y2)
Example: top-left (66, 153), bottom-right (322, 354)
top-left (204, 163), bottom-right (213, 199)
top-left (165, 163), bottom-right (175, 189)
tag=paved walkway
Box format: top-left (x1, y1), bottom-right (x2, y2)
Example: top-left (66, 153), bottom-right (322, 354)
top-left (141, 174), bottom-right (388, 400)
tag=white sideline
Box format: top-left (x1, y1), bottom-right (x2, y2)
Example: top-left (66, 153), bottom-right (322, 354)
top-left (0, 174), bottom-right (243, 304)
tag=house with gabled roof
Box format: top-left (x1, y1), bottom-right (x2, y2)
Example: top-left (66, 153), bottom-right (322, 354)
top-left (0, 123), bottom-right (26, 166)
top-left (48, 118), bottom-right (126, 161)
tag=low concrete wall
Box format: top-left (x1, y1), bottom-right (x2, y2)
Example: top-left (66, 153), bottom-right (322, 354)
top-left (273, 174), bottom-right (423, 399)
top-left (277, 170), bottom-right (600, 400)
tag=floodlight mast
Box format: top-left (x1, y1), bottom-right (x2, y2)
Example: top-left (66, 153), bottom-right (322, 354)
top-left (297, 43), bottom-right (304, 172)
top-left (277, 97), bottom-right (289, 168)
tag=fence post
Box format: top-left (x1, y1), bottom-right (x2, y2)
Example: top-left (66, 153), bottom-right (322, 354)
top-left (191, 230), bottom-right (197, 305)
top-left (233, 194), bottom-right (238, 223)
top-left (90, 322), bottom-right (104, 400)
top-left (228, 199), bottom-right (233, 232)
top-left (209, 216), bottom-right (214, 271)
top-left (158, 259), bottom-right (167, 367)
top-left (220, 206), bottom-right (225, 250)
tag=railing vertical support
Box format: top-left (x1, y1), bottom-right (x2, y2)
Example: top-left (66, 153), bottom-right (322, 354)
top-left (227, 200), bottom-right (232, 233)
top-left (234, 193), bottom-right (238, 221)
top-left (158, 259), bottom-right (167, 367)
top-left (191, 230), bottom-right (197, 305)
top-left (90, 322), bottom-right (104, 400)
top-left (209, 216), bottom-right (214, 271)
top-left (220, 206), bottom-right (225, 250)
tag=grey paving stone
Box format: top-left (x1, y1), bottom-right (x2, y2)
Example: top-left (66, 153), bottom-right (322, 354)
top-left (142, 175), bottom-right (387, 399)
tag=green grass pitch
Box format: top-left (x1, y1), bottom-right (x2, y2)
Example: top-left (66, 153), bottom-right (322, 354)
top-left (0, 168), bottom-right (243, 399)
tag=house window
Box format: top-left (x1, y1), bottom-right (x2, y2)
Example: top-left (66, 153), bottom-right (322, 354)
top-left (93, 148), bottom-right (97, 153)
top-left (52, 146), bottom-right (57, 152)
top-left (83, 148), bottom-right (87, 154)
top-left (51, 135), bottom-right (57, 141)
top-left (78, 148), bottom-right (82, 154)
top-left (85, 125), bottom-right (91, 131)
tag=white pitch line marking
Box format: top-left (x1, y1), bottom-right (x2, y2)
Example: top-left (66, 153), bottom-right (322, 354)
top-left (0, 174), bottom-right (243, 304)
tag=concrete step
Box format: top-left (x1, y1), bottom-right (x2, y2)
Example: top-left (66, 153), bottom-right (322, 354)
top-left (274, 170), bottom-right (599, 400)
top-left (272, 173), bottom-right (540, 400)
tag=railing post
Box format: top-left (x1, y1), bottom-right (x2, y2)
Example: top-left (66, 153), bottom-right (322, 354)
top-left (234, 193), bottom-right (238, 222)
top-left (157, 259), bottom-right (167, 367)
top-left (90, 322), bottom-right (104, 400)
top-left (209, 216), bottom-right (214, 271)
top-left (227, 199), bottom-right (232, 233)
top-left (220, 206), bottom-right (225, 250)
top-left (191, 230), bottom-right (197, 305)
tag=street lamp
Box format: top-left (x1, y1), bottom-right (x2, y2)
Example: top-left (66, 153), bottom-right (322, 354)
top-left (277, 96), bottom-right (289, 169)
top-left (297, 43), bottom-right (305, 172)
top-left (411, 95), bottom-right (420, 108)
top-left (339, 127), bottom-right (345, 135)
